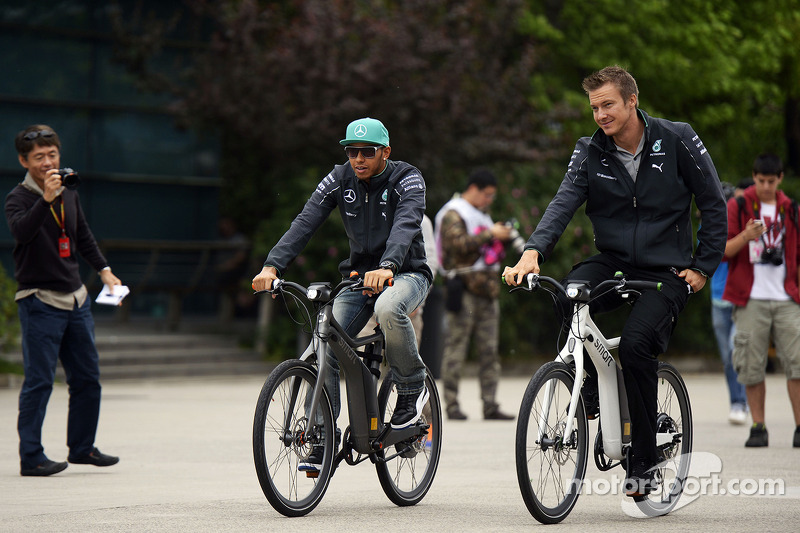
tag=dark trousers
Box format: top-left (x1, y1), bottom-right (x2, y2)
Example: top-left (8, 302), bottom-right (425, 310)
top-left (557, 254), bottom-right (691, 467)
top-left (17, 296), bottom-right (102, 468)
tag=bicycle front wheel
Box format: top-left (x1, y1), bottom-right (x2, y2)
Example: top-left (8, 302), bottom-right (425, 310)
top-left (375, 371), bottom-right (442, 506)
top-left (516, 361), bottom-right (589, 524)
top-left (253, 359), bottom-right (335, 517)
top-left (633, 361), bottom-right (693, 516)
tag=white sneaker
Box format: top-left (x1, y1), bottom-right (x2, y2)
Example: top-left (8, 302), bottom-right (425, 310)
top-left (728, 404), bottom-right (748, 425)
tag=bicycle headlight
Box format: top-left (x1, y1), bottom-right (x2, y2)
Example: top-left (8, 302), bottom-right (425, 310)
top-left (567, 286), bottom-right (580, 299)
top-left (307, 282), bottom-right (333, 302)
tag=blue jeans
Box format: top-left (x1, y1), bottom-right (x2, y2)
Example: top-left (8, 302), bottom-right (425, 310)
top-left (325, 272), bottom-right (430, 419)
top-left (17, 296), bottom-right (102, 469)
top-left (711, 299), bottom-right (747, 407)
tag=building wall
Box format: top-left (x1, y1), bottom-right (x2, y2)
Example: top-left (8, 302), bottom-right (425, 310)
top-left (0, 2), bottom-right (221, 280)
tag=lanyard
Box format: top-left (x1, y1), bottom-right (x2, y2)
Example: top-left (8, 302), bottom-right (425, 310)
top-left (753, 200), bottom-right (785, 248)
top-left (49, 199), bottom-right (65, 234)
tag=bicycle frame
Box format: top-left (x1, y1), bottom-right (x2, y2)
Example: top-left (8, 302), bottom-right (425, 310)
top-left (297, 294), bottom-right (424, 456)
top-left (543, 290), bottom-right (631, 461)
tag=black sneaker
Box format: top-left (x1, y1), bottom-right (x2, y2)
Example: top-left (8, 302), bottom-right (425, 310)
top-left (794, 426), bottom-right (800, 448)
top-left (391, 387), bottom-right (430, 429)
top-left (624, 460), bottom-right (661, 497)
top-left (745, 423), bottom-right (769, 447)
top-left (581, 377), bottom-right (599, 420)
top-left (298, 446), bottom-right (324, 472)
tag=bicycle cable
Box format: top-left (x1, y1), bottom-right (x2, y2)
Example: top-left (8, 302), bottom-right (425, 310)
top-left (276, 287), bottom-right (315, 336)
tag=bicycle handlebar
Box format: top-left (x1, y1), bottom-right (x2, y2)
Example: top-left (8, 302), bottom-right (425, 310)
top-left (254, 274), bottom-right (393, 301)
top-left (516, 272), bottom-right (662, 301)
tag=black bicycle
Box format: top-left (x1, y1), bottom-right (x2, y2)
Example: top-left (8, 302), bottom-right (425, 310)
top-left (252, 275), bottom-right (442, 516)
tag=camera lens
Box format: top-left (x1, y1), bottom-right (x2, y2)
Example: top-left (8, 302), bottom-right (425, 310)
top-left (58, 168), bottom-right (80, 190)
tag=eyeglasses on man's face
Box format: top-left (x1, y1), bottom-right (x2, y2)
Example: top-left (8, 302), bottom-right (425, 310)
top-left (344, 145), bottom-right (382, 159)
top-left (23, 130), bottom-right (56, 141)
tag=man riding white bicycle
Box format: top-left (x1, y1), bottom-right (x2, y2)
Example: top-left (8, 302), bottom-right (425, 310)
top-left (252, 118), bottom-right (432, 471)
top-left (504, 66), bottom-right (727, 496)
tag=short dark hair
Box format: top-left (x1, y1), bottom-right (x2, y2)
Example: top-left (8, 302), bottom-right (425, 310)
top-left (582, 65), bottom-right (639, 104)
top-left (752, 153), bottom-right (783, 176)
top-left (467, 168), bottom-right (497, 190)
top-left (15, 125), bottom-right (61, 158)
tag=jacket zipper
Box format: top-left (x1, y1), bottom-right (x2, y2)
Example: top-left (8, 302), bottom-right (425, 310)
top-left (364, 184), bottom-right (371, 264)
top-left (632, 192), bottom-right (639, 264)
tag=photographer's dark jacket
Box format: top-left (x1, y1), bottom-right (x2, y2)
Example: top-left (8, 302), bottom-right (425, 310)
top-left (722, 186), bottom-right (800, 306)
top-left (5, 176), bottom-right (107, 293)
top-left (527, 109), bottom-right (727, 278)
top-left (265, 160), bottom-right (433, 283)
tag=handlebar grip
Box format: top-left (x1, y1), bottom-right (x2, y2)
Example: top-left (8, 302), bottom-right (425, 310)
top-left (623, 280), bottom-right (662, 291)
top-left (349, 270), bottom-right (392, 286)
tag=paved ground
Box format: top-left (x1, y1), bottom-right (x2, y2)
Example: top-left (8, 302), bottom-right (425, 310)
top-left (1, 370), bottom-right (799, 532)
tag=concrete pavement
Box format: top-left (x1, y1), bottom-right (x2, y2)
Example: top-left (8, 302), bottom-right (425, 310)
top-left (1, 371), bottom-right (799, 532)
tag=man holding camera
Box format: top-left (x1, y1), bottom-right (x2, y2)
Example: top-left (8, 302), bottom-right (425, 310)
top-left (723, 153), bottom-right (800, 448)
top-left (434, 168), bottom-right (518, 420)
top-left (5, 125), bottom-right (121, 476)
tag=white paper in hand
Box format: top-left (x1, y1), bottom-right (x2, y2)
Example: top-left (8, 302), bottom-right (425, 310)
top-left (96, 285), bottom-right (130, 306)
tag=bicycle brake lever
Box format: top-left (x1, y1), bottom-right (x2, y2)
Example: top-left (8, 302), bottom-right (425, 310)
top-left (253, 289), bottom-right (273, 295)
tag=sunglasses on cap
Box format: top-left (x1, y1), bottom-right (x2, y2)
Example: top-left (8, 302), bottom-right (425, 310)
top-left (344, 145), bottom-right (383, 159)
top-left (23, 130), bottom-right (56, 141)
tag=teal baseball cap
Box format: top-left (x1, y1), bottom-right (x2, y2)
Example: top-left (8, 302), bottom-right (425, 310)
top-left (339, 117), bottom-right (390, 147)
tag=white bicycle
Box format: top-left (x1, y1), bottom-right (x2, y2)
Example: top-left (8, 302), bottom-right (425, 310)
top-left (511, 273), bottom-right (692, 523)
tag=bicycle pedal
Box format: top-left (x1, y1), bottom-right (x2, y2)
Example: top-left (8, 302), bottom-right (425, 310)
top-left (305, 470), bottom-right (320, 479)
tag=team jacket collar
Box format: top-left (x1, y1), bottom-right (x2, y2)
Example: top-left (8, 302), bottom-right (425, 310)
top-left (590, 108), bottom-right (651, 152)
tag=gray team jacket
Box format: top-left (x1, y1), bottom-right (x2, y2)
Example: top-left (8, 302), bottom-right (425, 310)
top-left (265, 160), bottom-right (433, 283)
top-left (527, 109), bottom-right (727, 277)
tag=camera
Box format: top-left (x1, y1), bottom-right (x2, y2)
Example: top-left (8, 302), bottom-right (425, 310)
top-left (505, 218), bottom-right (527, 254)
top-left (761, 247), bottom-right (783, 266)
top-left (57, 168), bottom-right (80, 190)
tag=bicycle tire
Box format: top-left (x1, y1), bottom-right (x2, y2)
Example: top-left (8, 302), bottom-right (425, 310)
top-left (253, 359), bottom-right (335, 517)
top-left (633, 361), bottom-right (693, 516)
top-left (375, 371), bottom-right (442, 506)
top-left (516, 361), bottom-right (589, 524)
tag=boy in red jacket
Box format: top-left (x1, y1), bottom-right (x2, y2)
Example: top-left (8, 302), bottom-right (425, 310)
top-left (723, 153), bottom-right (800, 448)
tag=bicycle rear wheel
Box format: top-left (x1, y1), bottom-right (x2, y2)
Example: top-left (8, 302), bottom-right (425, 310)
top-left (516, 361), bottom-right (588, 524)
top-left (253, 359), bottom-right (335, 517)
top-left (375, 372), bottom-right (442, 506)
top-left (633, 361), bottom-right (693, 516)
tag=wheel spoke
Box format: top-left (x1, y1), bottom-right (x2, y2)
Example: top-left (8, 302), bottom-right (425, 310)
top-left (375, 376), bottom-right (442, 506)
top-left (516, 362), bottom-right (588, 524)
top-left (253, 361), bottom-right (334, 516)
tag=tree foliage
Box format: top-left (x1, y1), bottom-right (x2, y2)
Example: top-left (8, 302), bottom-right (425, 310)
top-left (525, 0), bottom-right (800, 181)
top-left (0, 263), bottom-right (20, 355)
top-left (110, 0), bottom-right (800, 359)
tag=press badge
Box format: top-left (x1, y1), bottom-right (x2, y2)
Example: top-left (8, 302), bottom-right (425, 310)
top-left (748, 239), bottom-right (763, 264)
top-left (58, 234), bottom-right (71, 258)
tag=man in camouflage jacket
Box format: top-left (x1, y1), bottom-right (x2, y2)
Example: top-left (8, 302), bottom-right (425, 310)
top-left (434, 169), bottom-right (515, 420)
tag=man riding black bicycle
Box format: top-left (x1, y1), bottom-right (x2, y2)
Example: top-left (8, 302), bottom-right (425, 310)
top-left (504, 66), bottom-right (727, 496)
top-left (252, 117), bottom-right (433, 471)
